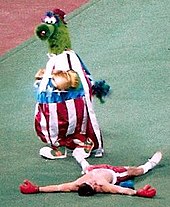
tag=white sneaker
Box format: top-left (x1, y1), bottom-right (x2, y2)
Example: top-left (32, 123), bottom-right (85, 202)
top-left (39, 146), bottom-right (67, 159)
top-left (94, 148), bottom-right (104, 158)
top-left (148, 151), bottom-right (162, 168)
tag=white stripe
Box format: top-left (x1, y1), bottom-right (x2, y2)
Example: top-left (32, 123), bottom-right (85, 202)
top-left (49, 103), bottom-right (59, 145)
top-left (81, 98), bottom-right (87, 134)
top-left (39, 54), bottom-right (56, 92)
top-left (116, 171), bottom-right (128, 178)
top-left (34, 103), bottom-right (39, 116)
top-left (66, 99), bottom-right (77, 135)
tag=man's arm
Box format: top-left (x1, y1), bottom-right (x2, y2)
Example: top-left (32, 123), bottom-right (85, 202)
top-left (19, 179), bottom-right (156, 198)
top-left (19, 179), bottom-right (79, 194)
top-left (39, 181), bottom-right (79, 193)
top-left (99, 182), bottom-right (136, 195)
top-left (98, 182), bottom-right (156, 198)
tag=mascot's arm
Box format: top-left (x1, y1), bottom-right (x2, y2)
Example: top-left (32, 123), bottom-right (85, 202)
top-left (92, 80), bottom-right (111, 103)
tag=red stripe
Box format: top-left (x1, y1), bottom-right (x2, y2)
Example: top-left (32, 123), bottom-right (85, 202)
top-left (34, 104), bottom-right (48, 143)
top-left (57, 102), bottom-right (69, 137)
top-left (74, 98), bottom-right (84, 134)
top-left (82, 68), bottom-right (93, 99)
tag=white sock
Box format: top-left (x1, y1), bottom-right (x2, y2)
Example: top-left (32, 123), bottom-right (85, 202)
top-left (138, 162), bottom-right (153, 174)
top-left (138, 151), bottom-right (162, 174)
top-left (80, 159), bottom-right (90, 173)
top-left (72, 148), bottom-right (90, 172)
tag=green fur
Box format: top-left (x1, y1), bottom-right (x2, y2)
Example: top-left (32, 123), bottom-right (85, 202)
top-left (35, 19), bottom-right (71, 55)
top-left (48, 23), bottom-right (71, 54)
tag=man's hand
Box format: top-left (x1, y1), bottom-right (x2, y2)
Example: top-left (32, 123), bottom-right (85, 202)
top-left (19, 180), bottom-right (39, 194)
top-left (136, 184), bottom-right (156, 198)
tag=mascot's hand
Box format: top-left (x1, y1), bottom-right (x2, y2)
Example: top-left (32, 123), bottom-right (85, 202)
top-left (19, 180), bottom-right (39, 194)
top-left (92, 80), bottom-right (110, 103)
top-left (136, 184), bottom-right (156, 198)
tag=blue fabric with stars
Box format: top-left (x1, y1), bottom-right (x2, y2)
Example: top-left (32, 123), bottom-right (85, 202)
top-left (34, 79), bottom-right (85, 103)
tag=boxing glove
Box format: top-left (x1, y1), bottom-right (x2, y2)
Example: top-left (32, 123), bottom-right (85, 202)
top-left (19, 180), bottom-right (39, 194)
top-left (67, 70), bottom-right (79, 88)
top-left (136, 184), bottom-right (156, 198)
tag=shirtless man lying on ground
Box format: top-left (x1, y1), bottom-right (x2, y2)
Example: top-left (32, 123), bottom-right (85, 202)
top-left (19, 151), bottom-right (162, 198)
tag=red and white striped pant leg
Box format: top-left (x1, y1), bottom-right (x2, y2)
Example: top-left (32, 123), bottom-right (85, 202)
top-left (34, 103), bottom-right (52, 144)
top-left (34, 97), bottom-right (103, 149)
top-left (35, 97), bottom-right (91, 146)
top-left (34, 101), bottom-right (73, 146)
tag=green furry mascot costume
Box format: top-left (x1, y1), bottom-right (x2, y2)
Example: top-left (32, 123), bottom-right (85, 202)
top-left (34, 8), bottom-right (110, 172)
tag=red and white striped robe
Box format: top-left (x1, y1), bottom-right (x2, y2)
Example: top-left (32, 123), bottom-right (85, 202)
top-left (34, 50), bottom-right (103, 151)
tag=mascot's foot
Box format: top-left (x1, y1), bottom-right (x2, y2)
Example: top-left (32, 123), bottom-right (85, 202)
top-left (84, 138), bottom-right (94, 154)
top-left (94, 148), bottom-right (104, 158)
top-left (73, 137), bottom-right (94, 154)
top-left (39, 146), bottom-right (67, 159)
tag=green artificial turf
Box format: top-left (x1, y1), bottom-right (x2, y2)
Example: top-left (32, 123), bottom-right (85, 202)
top-left (0, 0), bottom-right (170, 206)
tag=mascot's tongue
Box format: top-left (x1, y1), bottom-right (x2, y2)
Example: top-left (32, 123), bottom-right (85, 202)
top-left (40, 31), bottom-right (46, 36)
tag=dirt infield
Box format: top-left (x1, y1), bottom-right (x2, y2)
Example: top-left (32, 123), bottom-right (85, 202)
top-left (0, 0), bottom-right (89, 56)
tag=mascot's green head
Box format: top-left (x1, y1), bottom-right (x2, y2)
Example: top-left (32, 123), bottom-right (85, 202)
top-left (35, 8), bottom-right (71, 55)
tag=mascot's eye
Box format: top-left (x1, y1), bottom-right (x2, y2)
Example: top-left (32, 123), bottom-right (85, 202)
top-left (44, 16), bottom-right (57, 24)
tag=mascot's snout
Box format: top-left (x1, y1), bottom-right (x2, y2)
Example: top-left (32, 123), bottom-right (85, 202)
top-left (35, 23), bottom-right (55, 40)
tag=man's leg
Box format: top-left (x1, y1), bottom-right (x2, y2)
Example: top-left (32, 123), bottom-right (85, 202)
top-left (72, 147), bottom-right (90, 173)
top-left (127, 151), bottom-right (162, 176)
top-left (72, 138), bottom-right (94, 173)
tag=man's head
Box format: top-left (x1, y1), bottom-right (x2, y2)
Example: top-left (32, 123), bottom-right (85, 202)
top-left (78, 183), bottom-right (96, 196)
